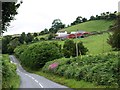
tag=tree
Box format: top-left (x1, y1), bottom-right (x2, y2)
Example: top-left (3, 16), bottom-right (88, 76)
top-left (33, 37), bottom-right (39, 42)
top-left (75, 16), bottom-right (82, 24)
top-left (108, 15), bottom-right (120, 50)
top-left (63, 40), bottom-right (76, 58)
top-left (71, 16), bottom-right (83, 25)
top-left (33, 32), bottom-right (38, 37)
top-left (49, 19), bottom-right (65, 33)
top-left (48, 33), bottom-right (55, 40)
top-left (19, 32), bottom-right (26, 44)
top-left (44, 28), bottom-right (49, 34)
top-left (7, 38), bottom-right (20, 54)
top-left (2, 35), bottom-right (12, 54)
top-left (77, 42), bottom-right (88, 55)
top-left (63, 40), bottom-right (88, 58)
top-left (39, 31), bottom-right (45, 35)
top-left (89, 16), bottom-right (96, 20)
top-left (1, 1), bottom-right (22, 34)
top-left (25, 33), bottom-right (34, 44)
top-left (82, 18), bottom-right (87, 22)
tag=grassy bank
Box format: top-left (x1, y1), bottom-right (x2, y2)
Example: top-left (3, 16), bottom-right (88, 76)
top-left (51, 33), bottom-right (112, 55)
top-left (60, 20), bottom-right (115, 32)
top-left (42, 52), bottom-right (119, 88)
top-left (26, 69), bottom-right (107, 89)
top-left (2, 54), bottom-right (20, 89)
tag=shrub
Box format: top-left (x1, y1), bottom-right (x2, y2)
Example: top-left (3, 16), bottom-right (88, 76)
top-left (19, 42), bottom-right (62, 70)
top-left (14, 45), bottom-right (28, 58)
top-left (42, 52), bottom-right (119, 87)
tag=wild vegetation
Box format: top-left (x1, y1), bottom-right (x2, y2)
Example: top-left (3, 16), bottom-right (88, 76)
top-left (108, 15), bottom-right (120, 50)
top-left (14, 42), bottom-right (62, 70)
top-left (2, 11), bottom-right (120, 89)
top-left (42, 52), bottom-right (120, 87)
top-left (2, 54), bottom-right (20, 89)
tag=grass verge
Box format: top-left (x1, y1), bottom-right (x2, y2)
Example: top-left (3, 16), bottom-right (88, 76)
top-left (26, 69), bottom-right (108, 89)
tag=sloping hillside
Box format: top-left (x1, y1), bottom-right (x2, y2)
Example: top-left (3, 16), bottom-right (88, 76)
top-left (60, 20), bottom-right (115, 32)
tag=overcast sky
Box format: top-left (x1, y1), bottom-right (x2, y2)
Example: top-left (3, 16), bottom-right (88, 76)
top-left (3, 0), bottom-right (119, 35)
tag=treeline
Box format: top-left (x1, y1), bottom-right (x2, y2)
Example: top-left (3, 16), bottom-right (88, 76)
top-left (71, 11), bottom-right (117, 26)
top-left (2, 32), bottom-right (39, 54)
top-left (40, 11), bottom-right (117, 35)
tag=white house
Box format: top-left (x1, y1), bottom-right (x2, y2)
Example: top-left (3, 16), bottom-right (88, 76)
top-left (56, 30), bottom-right (67, 37)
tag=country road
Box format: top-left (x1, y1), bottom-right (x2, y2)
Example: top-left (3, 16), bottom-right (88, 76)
top-left (9, 55), bottom-right (71, 89)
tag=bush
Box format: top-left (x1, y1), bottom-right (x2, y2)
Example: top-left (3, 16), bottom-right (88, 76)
top-left (42, 52), bottom-right (119, 87)
top-left (14, 45), bottom-right (28, 58)
top-left (18, 42), bottom-right (62, 70)
top-left (62, 39), bottom-right (76, 58)
top-left (2, 55), bottom-right (20, 89)
top-left (62, 39), bottom-right (88, 58)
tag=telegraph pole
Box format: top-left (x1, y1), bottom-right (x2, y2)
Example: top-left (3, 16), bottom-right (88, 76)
top-left (75, 31), bottom-right (78, 57)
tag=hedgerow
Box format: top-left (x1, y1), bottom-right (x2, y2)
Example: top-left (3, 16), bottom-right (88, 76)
top-left (42, 52), bottom-right (120, 87)
top-left (2, 54), bottom-right (20, 89)
top-left (14, 42), bottom-right (62, 70)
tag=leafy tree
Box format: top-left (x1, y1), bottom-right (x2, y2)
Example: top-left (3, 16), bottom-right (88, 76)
top-left (2, 35), bottom-right (12, 54)
top-left (48, 33), bottom-right (55, 40)
top-left (77, 42), bottom-right (88, 55)
top-left (89, 16), bottom-right (96, 20)
top-left (33, 32), bottom-right (38, 37)
top-left (7, 38), bottom-right (20, 54)
top-left (1, 1), bottom-right (22, 34)
top-left (19, 32), bottom-right (26, 44)
top-left (63, 40), bottom-right (88, 58)
top-left (82, 18), bottom-right (87, 22)
top-left (63, 39), bottom-right (76, 58)
top-left (108, 15), bottom-right (120, 50)
top-left (44, 28), bottom-right (49, 34)
top-left (39, 31), bottom-right (45, 35)
top-left (71, 16), bottom-right (83, 25)
top-left (33, 37), bottom-right (39, 42)
top-left (40, 37), bottom-right (45, 41)
top-left (109, 13), bottom-right (117, 20)
top-left (49, 19), bottom-right (65, 33)
top-left (75, 16), bottom-right (82, 24)
top-left (14, 45), bottom-right (28, 58)
top-left (25, 33), bottom-right (34, 44)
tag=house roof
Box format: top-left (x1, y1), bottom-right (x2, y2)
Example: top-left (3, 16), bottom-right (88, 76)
top-left (58, 29), bottom-right (67, 32)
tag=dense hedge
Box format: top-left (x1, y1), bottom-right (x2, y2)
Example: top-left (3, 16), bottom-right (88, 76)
top-left (14, 42), bottom-right (62, 70)
top-left (42, 52), bottom-right (120, 87)
top-left (2, 54), bottom-right (20, 89)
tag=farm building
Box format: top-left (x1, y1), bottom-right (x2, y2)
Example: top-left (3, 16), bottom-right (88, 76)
top-left (55, 30), bottom-right (90, 39)
top-left (56, 30), bottom-right (67, 37)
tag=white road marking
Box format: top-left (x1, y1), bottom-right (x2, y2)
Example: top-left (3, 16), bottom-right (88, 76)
top-left (16, 66), bottom-right (44, 88)
top-left (39, 83), bottom-right (43, 88)
top-left (31, 77), bottom-right (35, 80)
top-left (35, 80), bottom-right (38, 83)
top-left (25, 74), bottom-right (28, 76)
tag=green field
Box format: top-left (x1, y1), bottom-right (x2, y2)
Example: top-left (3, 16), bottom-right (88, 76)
top-left (75, 33), bottom-right (112, 54)
top-left (60, 20), bottom-right (115, 32)
top-left (52, 33), bottom-right (112, 55)
top-left (37, 34), bottom-right (49, 40)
